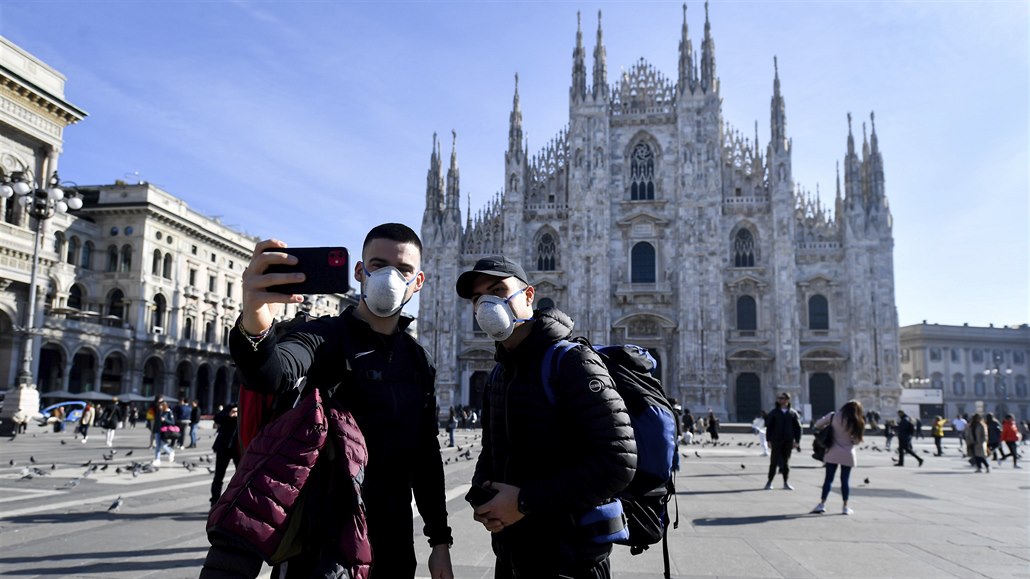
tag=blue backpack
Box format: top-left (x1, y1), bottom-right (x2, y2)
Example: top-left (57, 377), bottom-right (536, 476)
top-left (541, 337), bottom-right (679, 578)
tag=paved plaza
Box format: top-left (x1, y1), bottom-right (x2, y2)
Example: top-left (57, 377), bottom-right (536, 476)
top-left (1, 423), bottom-right (1027, 578)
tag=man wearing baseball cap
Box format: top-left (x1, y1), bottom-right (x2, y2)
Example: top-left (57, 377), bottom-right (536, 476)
top-left (456, 255), bottom-right (637, 578)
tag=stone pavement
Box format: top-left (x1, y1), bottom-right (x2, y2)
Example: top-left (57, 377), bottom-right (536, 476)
top-left (1, 424), bottom-right (1027, 578)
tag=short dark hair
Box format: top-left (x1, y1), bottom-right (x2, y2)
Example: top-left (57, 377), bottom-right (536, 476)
top-left (363, 223), bottom-right (422, 256)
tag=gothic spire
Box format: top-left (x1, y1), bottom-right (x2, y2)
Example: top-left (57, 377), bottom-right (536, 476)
top-left (508, 74), bottom-right (523, 160)
top-left (425, 132), bottom-right (444, 214)
top-left (678, 3), bottom-right (695, 94)
top-left (571, 12), bottom-right (587, 102)
top-left (700, 0), bottom-right (717, 92)
top-left (592, 10), bottom-right (608, 100)
top-left (445, 130), bottom-right (460, 212)
top-left (770, 57), bottom-right (787, 152)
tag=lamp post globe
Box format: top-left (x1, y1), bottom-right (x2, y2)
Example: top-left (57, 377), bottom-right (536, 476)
top-left (0, 170), bottom-right (83, 435)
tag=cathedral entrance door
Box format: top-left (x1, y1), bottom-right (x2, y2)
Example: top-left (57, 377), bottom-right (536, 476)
top-left (735, 373), bottom-right (761, 422)
top-left (809, 373), bottom-right (836, 418)
top-left (469, 371), bottom-right (489, 411)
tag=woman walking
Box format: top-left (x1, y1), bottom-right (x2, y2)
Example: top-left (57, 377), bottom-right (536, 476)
top-left (811, 400), bottom-right (865, 516)
top-left (964, 413), bottom-right (990, 473)
top-left (78, 403), bottom-right (95, 443)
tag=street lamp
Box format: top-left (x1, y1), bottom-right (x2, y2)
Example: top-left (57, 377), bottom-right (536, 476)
top-left (0, 170), bottom-right (82, 430)
top-left (984, 366), bottom-right (1013, 408)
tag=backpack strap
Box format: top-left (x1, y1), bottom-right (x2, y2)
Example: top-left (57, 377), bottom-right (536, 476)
top-left (539, 339), bottom-right (581, 406)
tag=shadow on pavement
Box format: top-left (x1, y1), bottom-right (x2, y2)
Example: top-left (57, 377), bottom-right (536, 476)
top-left (692, 513), bottom-right (809, 526)
top-left (2, 511), bottom-right (209, 525)
top-left (0, 546), bottom-right (207, 575)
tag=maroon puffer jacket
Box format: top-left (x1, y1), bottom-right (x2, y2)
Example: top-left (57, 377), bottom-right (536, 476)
top-left (207, 387), bottom-right (371, 578)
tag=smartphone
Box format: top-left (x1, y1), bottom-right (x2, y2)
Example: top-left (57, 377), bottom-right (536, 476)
top-left (263, 246), bottom-right (350, 295)
top-left (464, 484), bottom-right (499, 508)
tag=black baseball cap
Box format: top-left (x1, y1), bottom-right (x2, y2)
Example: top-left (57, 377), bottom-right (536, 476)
top-left (456, 255), bottom-right (529, 299)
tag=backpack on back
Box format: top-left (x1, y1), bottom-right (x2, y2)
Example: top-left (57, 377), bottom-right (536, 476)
top-left (541, 337), bottom-right (679, 578)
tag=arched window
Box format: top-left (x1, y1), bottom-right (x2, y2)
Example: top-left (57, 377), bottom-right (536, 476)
top-left (106, 245), bottom-right (119, 272)
top-left (152, 294), bottom-right (167, 331)
top-left (184, 317), bottom-right (194, 340)
top-left (536, 233), bottom-right (557, 271)
top-left (119, 244), bottom-right (132, 272)
top-left (67, 236), bottom-right (80, 265)
top-left (205, 320), bottom-right (215, 343)
top-left (808, 295), bottom-right (829, 330)
top-left (629, 143), bottom-right (655, 200)
top-left (631, 242), bottom-right (656, 283)
top-left (974, 374), bottom-right (986, 397)
top-left (733, 229), bottom-right (755, 267)
top-left (222, 326), bottom-right (231, 346)
top-left (736, 296), bottom-right (757, 330)
top-left (107, 289), bottom-right (125, 321)
top-left (68, 284), bottom-right (84, 310)
top-left (162, 253), bottom-right (173, 278)
top-left (952, 374), bottom-right (965, 396)
top-left (81, 241), bottom-right (94, 270)
top-left (152, 250), bottom-right (162, 276)
top-left (1016, 376), bottom-right (1027, 398)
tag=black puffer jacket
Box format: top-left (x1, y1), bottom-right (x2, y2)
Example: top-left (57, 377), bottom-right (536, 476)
top-left (473, 308), bottom-right (637, 573)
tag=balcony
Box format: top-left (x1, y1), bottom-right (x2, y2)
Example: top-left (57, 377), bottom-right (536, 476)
top-left (204, 291), bottom-right (220, 305)
top-left (183, 285), bottom-right (200, 299)
top-left (222, 297), bottom-right (236, 309)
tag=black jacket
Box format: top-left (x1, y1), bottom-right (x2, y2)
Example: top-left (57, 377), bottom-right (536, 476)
top-left (897, 415), bottom-right (915, 442)
top-left (474, 308), bottom-right (637, 573)
top-left (230, 306), bottom-right (451, 550)
top-left (765, 405), bottom-right (802, 444)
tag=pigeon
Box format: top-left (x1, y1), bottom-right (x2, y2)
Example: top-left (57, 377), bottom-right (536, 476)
top-left (80, 460), bottom-right (92, 467)
top-left (125, 450), bottom-right (133, 457)
top-left (29, 455), bottom-right (36, 463)
top-left (694, 451), bottom-right (701, 458)
top-left (63, 477), bottom-right (81, 488)
top-left (115, 467), bottom-right (122, 475)
top-left (61, 439), bottom-right (67, 445)
top-left (740, 464), bottom-right (746, 470)
top-left (863, 478), bottom-right (870, 484)
top-left (50, 463), bottom-right (56, 470)
top-left (8, 459), bottom-right (14, 466)
top-left (108, 496), bottom-right (123, 512)
top-left (207, 466), bottom-right (216, 474)
top-left (110, 449), bottom-right (117, 455)
top-left (184, 462), bottom-right (195, 472)
top-left (103, 453), bottom-right (113, 461)
top-left (100, 464), bottom-right (109, 471)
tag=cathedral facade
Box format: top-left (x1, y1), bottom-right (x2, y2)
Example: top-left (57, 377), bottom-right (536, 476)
top-left (419, 5), bottom-right (901, 421)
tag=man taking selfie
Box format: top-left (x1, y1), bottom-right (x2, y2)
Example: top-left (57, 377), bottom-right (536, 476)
top-left (201, 223), bottom-right (453, 579)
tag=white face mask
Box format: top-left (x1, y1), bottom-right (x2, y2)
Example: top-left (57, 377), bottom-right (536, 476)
top-left (474, 287), bottom-right (533, 341)
top-left (361, 265), bottom-right (418, 318)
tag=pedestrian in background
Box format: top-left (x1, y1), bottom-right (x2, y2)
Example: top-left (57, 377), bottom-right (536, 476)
top-left (764, 392), bottom-right (801, 490)
top-left (128, 405), bottom-right (139, 429)
top-left (153, 400), bottom-right (176, 465)
top-left (952, 414), bottom-right (968, 452)
top-left (811, 400), bottom-right (865, 516)
top-left (210, 403), bottom-right (240, 506)
top-left (931, 415), bottom-right (946, 456)
top-left (446, 408), bottom-right (458, 448)
top-left (175, 398), bottom-right (191, 449)
top-left (985, 413), bottom-right (1002, 461)
top-left (752, 411), bottom-right (769, 456)
top-left (188, 399), bottom-right (201, 448)
top-left (102, 398), bottom-right (123, 447)
top-left (681, 408), bottom-right (695, 445)
top-left (997, 414), bottom-right (1022, 468)
top-left (894, 410), bottom-right (923, 467)
top-left (883, 419), bottom-right (895, 451)
top-left (78, 403), bottom-right (95, 443)
top-left (706, 410), bottom-right (720, 442)
top-left (964, 413), bottom-right (990, 473)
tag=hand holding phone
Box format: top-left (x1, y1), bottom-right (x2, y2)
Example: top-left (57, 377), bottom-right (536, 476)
top-left (262, 246), bottom-right (350, 295)
top-left (465, 484), bottom-right (499, 508)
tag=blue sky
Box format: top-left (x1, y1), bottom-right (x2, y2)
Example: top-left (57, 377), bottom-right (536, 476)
top-left (1, 0), bottom-right (1026, 328)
